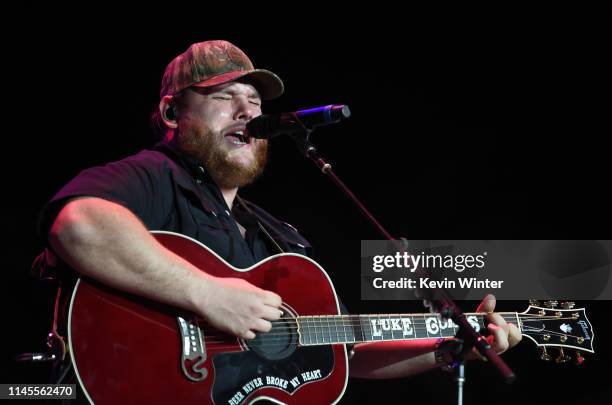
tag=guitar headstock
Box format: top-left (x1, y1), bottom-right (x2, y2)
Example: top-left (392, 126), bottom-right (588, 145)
top-left (520, 301), bottom-right (594, 364)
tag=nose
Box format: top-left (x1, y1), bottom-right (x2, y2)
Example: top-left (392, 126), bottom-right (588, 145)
top-left (233, 96), bottom-right (257, 122)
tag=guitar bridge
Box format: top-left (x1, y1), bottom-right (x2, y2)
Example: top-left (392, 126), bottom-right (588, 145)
top-left (177, 316), bottom-right (208, 382)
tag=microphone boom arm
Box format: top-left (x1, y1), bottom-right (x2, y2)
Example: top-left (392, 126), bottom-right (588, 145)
top-left (287, 124), bottom-right (516, 388)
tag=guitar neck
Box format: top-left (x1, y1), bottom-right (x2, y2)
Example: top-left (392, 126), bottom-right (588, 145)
top-left (296, 312), bottom-right (519, 345)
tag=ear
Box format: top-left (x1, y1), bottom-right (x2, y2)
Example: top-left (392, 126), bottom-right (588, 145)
top-left (159, 95), bottom-right (178, 129)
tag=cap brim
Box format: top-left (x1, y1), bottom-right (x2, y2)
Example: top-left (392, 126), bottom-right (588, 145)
top-left (191, 69), bottom-right (284, 100)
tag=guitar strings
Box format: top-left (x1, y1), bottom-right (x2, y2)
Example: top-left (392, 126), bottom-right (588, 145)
top-left (198, 322), bottom-right (589, 348)
top-left (195, 315), bottom-right (587, 348)
top-left (198, 324), bottom-right (590, 350)
top-left (520, 326), bottom-right (585, 340)
top-left (201, 324), bottom-right (590, 349)
top-left (197, 317), bottom-right (570, 341)
top-left (195, 314), bottom-right (574, 339)
top-left (194, 312), bottom-right (575, 331)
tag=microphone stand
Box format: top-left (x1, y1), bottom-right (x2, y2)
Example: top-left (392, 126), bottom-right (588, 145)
top-left (287, 128), bottom-right (516, 404)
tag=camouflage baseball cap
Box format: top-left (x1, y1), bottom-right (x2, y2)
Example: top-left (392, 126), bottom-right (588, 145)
top-left (160, 40), bottom-right (284, 100)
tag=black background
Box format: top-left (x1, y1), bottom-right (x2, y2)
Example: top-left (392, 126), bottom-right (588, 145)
top-left (2, 5), bottom-right (611, 404)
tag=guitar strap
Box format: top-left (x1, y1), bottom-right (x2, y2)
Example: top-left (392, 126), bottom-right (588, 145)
top-left (235, 195), bottom-right (285, 254)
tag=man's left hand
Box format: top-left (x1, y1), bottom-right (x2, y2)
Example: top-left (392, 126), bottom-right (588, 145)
top-left (473, 294), bottom-right (522, 357)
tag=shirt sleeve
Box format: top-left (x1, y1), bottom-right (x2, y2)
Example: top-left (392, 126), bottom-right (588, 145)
top-left (38, 151), bottom-right (173, 243)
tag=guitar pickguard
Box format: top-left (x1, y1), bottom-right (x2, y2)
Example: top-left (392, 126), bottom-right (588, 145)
top-left (212, 345), bottom-right (334, 405)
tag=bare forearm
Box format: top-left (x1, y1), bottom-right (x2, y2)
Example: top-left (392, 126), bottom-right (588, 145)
top-left (349, 340), bottom-right (442, 379)
top-left (49, 197), bottom-right (209, 313)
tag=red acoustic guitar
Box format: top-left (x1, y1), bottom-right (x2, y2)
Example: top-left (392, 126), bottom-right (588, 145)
top-left (67, 231), bottom-right (595, 404)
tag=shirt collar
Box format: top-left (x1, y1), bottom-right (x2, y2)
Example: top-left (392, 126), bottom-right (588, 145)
top-left (153, 141), bottom-right (246, 215)
top-left (154, 141), bottom-right (207, 182)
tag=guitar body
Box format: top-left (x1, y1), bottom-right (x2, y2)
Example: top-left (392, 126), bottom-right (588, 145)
top-left (68, 231), bottom-right (348, 404)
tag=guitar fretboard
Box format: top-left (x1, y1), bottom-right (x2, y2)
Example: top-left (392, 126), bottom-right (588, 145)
top-left (296, 313), bottom-right (517, 345)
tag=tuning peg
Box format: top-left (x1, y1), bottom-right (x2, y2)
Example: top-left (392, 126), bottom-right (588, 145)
top-left (539, 347), bottom-right (552, 361)
top-left (561, 301), bottom-right (575, 309)
top-left (544, 300), bottom-right (558, 308)
top-left (575, 351), bottom-right (585, 365)
top-left (529, 300), bottom-right (541, 306)
top-left (555, 348), bottom-right (571, 364)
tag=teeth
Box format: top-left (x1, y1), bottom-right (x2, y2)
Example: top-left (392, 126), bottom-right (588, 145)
top-left (226, 130), bottom-right (248, 145)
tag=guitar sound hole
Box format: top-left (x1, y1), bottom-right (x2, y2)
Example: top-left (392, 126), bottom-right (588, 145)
top-left (247, 310), bottom-right (298, 361)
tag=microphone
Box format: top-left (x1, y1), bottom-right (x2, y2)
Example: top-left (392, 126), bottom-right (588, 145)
top-left (247, 104), bottom-right (351, 139)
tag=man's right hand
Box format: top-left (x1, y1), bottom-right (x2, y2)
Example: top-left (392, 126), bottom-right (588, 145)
top-left (198, 277), bottom-right (283, 340)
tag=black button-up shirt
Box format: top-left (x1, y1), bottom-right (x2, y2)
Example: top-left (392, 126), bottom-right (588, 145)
top-left (37, 143), bottom-right (352, 399)
top-left (39, 142), bottom-right (312, 268)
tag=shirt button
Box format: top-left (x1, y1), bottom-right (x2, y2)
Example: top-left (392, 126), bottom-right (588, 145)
top-left (196, 179), bottom-right (202, 184)
top-left (225, 210), bottom-right (231, 216)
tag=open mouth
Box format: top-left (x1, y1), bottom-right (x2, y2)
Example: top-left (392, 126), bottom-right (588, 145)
top-left (224, 130), bottom-right (251, 145)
